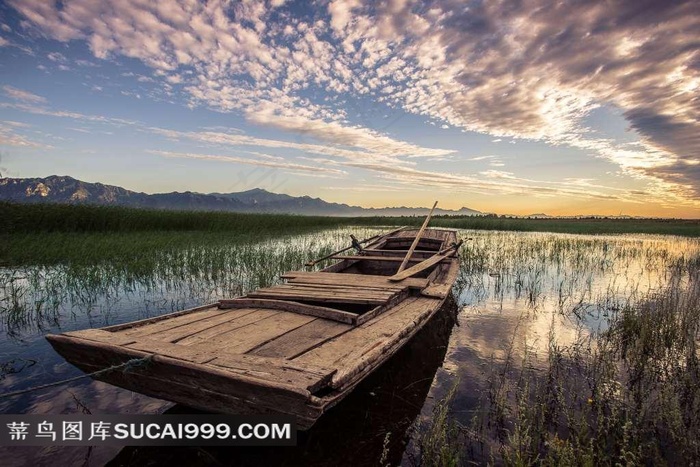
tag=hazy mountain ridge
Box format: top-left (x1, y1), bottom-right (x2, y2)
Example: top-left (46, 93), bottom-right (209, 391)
top-left (0, 176), bottom-right (483, 217)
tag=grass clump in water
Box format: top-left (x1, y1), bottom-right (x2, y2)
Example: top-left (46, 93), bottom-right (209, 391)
top-left (463, 263), bottom-right (700, 465)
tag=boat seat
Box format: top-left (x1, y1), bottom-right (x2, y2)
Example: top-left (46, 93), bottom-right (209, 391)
top-left (237, 277), bottom-right (416, 326)
top-left (280, 271), bottom-right (430, 290)
top-left (247, 283), bottom-right (402, 305)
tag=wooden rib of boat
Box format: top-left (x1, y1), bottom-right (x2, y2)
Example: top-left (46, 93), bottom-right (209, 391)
top-left (46, 226), bottom-right (462, 429)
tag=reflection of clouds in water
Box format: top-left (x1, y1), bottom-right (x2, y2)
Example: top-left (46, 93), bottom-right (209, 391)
top-left (454, 303), bottom-right (584, 364)
top-left (0, 381), bottom-right (170, 466)
top-left (28, 380), bottom-right (169, 415)
top-left (421, 230), bottom-right (700, 427)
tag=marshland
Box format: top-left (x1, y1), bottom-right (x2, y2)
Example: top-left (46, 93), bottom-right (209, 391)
top-left (1, 203), bottom-right (699, 466)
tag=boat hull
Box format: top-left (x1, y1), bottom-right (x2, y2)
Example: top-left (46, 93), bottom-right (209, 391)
top-left (45, 227), bottom-right (461, 429)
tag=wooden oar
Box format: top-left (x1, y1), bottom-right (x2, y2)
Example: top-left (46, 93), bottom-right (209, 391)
top-left (390, 240), bottom-right (462, 281)
top-left (396, 201), bottom-right (438, 274)
top-left (305, 226), bottom-right (408, 267)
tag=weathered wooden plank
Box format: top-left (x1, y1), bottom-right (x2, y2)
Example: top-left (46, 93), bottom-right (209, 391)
top-left (125, 338), bottom-right (220, 364)
top-left (150, 307), bottom-right (268, 343)
top-left (101, 303), bottom-right (218, 332)
top-left (382, 236), bottom-right (443, 244)
top-left (219, 298), bottom-right (358, 324)
top-left (46, 334), bottom-right (323, 419)
top-left (286, 277), bottom-right (404, 289)
top-left (250, 319), bottom-right (351, 360)
top-left (121, 338), bottom-right (335, 392)
top-left (247, 290), bottom-right (388, 305)
top-left (259, 289), bottom-right (394, 302)
top-left (389, 252), bottom-right (451, 281)
top-left (363, 249), bottom-right (438, 257)
top-left (280, 282), bottom-right (402, 293)
top-left (293, 297), bottom-right (421, 368)
top-left (390, 241), bottom-right (462, 282)
top-left (354, 288), bottom-right (409, 326)
top-left (63, 329), bottom-right (138, 346)
top-left (330, 298), bottom-right (440, 388)
top-left (210, 355), bottom-right (334, 393)
top-left (360, 226), bottom-right (410, 249)
top-left (330, 255), bottom-right (449, 263)
top-left (422, 260), bottom-right (461, 299)
top-left (198, 312), bottom-right (317, 353)
top-left (246, 290), bottom-right (383, 303)
top-left (174, 309), bottom-right (281, 346)
top-left (248, 286), bottom-right (390, 300)
top-left (265, 284), bottom-right (395, 298)
top-left (282, 271), bottom-right (429, 289)
top-left (117, 307), bottom-right (233, 338)
top-left (330, 299), bottom-right (445, 390)
top-left (295, 296), bottom-right (444, 388)
top-left (73, 360), bottom-right (321, 426)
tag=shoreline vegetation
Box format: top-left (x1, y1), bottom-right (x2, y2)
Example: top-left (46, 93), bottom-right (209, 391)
top-left (3, 201), bottom-right (699, 235)
top-left (2, 201), bottom-right (696, 268)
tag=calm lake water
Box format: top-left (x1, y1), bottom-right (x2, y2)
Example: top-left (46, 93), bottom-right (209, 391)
top-left (1, 228), bottom-right (699, 466)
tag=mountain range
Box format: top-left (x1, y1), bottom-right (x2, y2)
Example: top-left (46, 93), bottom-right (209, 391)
top-left (0, 176), bottom-right (483, 217)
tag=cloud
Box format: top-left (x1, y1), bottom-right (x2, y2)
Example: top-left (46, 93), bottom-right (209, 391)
top-left (146, 125), bottom-right (634, 202)
top-left (147, 125), bottom-right (450, 165)
top-left (0, 121), bottom-right (47, 148)
top-left (335, 157), bottom-right (639, 202)
top-left (245, 102), bottom-right (455, 159)
top-left (8, 0), bottom-right (699, 204)
top-left (3, 85), bottom-right (47, 104)
top-left (151, 150), bottom-right (347, 176)
top-left (469, 156), bottom-right (497, 162)
top-left (0, 101), bottom-right (137, 126)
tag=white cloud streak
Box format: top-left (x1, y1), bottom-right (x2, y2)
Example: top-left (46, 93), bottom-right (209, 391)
top-left (0, 121), bottom-right (47, 148)
top-left (3, 85), bottom-right (47, 104)
top-left (151, 149), bottom-right (348, 176)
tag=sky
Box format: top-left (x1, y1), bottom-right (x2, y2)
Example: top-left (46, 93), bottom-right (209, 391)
top-left (0, 0), bottom-right (698, 218)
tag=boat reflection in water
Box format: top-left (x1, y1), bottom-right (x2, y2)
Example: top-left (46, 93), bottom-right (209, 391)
top-left (107, 296), bottom-right (458, 467)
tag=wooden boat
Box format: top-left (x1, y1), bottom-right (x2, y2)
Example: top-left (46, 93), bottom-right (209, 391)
top-left (46, 219), bottom-right (462, 429)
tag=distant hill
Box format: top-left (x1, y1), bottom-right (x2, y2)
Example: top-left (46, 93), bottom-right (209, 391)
top-left (0, 176), bottom-right (483, 217)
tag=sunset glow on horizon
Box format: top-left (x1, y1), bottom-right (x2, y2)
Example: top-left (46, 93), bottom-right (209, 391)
top-left (0, 1), bottom-right (698, 218)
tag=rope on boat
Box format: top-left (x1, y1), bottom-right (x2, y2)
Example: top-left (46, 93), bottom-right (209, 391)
top-left (0, 355), bottom-right (153, 400)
